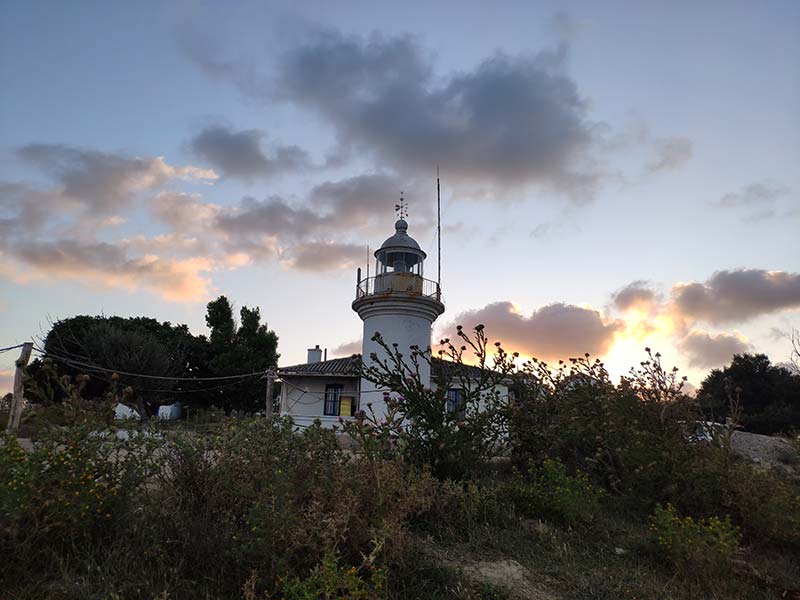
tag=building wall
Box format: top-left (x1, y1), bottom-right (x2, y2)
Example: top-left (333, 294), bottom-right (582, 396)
top-left (280, 372), bottom-right (509, 428)
top-left (280, 375), bottom-right (359, 428)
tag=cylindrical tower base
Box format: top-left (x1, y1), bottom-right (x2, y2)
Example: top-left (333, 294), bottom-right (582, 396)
top-left (352, 294), bottom-right (444, 414)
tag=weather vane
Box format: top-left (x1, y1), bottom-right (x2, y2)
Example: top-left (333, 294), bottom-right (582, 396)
top-left (395, 192), bottom-right (408, 219)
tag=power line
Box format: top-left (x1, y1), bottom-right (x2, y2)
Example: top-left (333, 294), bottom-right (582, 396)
top-left (33, 347), bottom-right (264, 383)
top-left (0, 343), bottom-right (27, 354)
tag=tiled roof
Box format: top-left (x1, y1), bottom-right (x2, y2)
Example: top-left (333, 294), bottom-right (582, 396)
top-left (279, 355), bottom-right (360, 376)
top-left (279, 354), bottom-right (490, 379)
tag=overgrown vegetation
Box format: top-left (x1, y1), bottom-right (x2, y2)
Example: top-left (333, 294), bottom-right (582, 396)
top-left (2, 325), bottom-right (799, 599)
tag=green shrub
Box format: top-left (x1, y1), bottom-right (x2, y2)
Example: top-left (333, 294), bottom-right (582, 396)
top-left (510, 350), bottom-right (699, 510)
top-left (276, 551), bottom-right (387, 600)
top-left (417, 478), bottom-right (511, 542)
top-left (503, 458), bottom-right (602, 525)
top-left (357, 327), bottom-right (516, 480)
top-left (1, 418), bottom-right (443, 599)
top-left (649, 503), bottom-right (741, 569)
top-left (728, 462), bottom-right (800, 545)
top-left (0, 428), bottom-right (156, 545)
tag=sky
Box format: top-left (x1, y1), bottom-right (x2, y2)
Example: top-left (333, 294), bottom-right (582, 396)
top-left (1, 0), bottom-right (799, 394)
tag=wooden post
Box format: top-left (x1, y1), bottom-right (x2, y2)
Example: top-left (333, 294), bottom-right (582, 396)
top-left (265, 367), bottom-right (277, 419)
top-left (6, 342), bottom-right (33, 433)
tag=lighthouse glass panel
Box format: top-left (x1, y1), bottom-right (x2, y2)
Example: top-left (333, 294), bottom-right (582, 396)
top-left (377, 251), bottom-right (423, 275)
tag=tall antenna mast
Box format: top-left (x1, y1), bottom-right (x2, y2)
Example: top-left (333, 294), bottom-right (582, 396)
top-left (437, 166), bottom-right (442, 289)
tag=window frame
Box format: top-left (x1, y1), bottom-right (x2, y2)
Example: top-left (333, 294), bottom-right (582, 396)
top-left (324, 383), bottom-right (344, 416)
top-left (445, 388), bottom-right (465, 418)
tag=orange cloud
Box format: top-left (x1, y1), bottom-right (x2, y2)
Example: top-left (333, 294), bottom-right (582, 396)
top-left (0, 245), bottom-right (213, 303)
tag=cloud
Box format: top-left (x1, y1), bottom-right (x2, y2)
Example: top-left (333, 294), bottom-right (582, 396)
top-left (672, 269), bottom-right (800, 324)
top-left (277, 32), bottom-right (606, 198)
top-left (151, 191), bottom-right (220, 232)
top-left (332, 339), bottom-right (362, 357)
top-left (678, 329), bottom-right (752, 368)
top-left (3, 239), bottom-right (213, 302)
top-left (215, 195), bottom-right (319, 240)
top-left (214, 174), bottom-right (424, 247)
top-left (282, 241), bottom-right (365, 271)
top-left (189, 125), bottom-right (311, 179)
top-left (715, 182), bottom-right (790, 209)
top-left (612, 280), bottom-right (659, 312)
top-left (446, 301), bottom-right (622, 360)
top-left (646, 137), bottom-right (692, 172)
top-left (181, 27), bottom-right (609, 199)
top-left (16, 143), bottom-right (217, 214)
top-left (0, 182), bottom-right (54, 235)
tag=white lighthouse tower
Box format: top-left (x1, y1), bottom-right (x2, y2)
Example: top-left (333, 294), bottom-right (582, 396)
top-left (352, 202), bottom-right (445, 413)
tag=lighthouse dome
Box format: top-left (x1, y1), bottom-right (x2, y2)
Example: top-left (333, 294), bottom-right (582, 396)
top-left (378, 219), bottom-right (425, 256)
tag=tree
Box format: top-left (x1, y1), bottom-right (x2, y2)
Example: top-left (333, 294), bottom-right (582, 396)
top-left (698, 353), bottom-right (800, 434)
top-left (29, 296), bottom-right (280, 415)
top-left (31, 315), bottom-right (208, 416)
top-left (203, 297), bottom-right (280, 413)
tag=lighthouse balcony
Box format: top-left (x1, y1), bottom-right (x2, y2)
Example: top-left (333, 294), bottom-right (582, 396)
top-left (356, 274), bottom-right (442, 302)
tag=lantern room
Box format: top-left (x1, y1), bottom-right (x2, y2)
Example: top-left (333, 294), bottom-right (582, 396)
top-left (375, 218), bottom-right (426, 276)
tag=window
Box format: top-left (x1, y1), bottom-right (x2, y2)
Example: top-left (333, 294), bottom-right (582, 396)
top-left (324, 384), bottom-right (343, 416)
top-left (446, 388), bottom-right (465, 418)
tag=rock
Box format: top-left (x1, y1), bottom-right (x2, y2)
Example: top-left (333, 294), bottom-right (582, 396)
top-left (730, 430), bottom-right (800, 480)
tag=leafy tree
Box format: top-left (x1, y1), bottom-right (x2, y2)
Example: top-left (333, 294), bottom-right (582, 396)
top-left (31, 315), bottom-right (208, 416)
top-left (698, 353), bottom-right (800, 434)
top-left (206, 295), bottom-right (236, 349)
top-left (203, 297), bottom-right (280, 413)
top-left (28, 296), bottom-right (280, 415)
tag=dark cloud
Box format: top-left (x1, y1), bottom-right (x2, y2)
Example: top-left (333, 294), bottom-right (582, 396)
top-left (277, 31), bottom-right (602, 197)
top-left (309, 173), bottom-right (433, 231)
top-left (646, 137), bottom-right (692, 172)
top-left (447, 301), bottom-right (622, 360)
top-left (15, 143), bottom-right (216, 214)
top-left (672, 269), bottom-right (800, 324)
top-left (214, 173), bottom-right (430, 250)
top-left (189, 125), bottom-right (311, 179)
top-left (715, 182), bottom-right (790, 209)
top-left (612, 280), bottom-right (658, 311)
top-left (208, 172), bottom-right (432, 270)
top-left (215, 195), bottom-right (319, 240)
top-left (0, 182), bottom-right (54, 236)
top-left (679, 330), bottom-right (751, 368)
top-left (283, 241), bottom-right (365, 271)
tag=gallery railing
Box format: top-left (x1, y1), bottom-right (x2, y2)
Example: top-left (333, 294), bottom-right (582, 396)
top-left (356, 274), bottom-right (442, 302)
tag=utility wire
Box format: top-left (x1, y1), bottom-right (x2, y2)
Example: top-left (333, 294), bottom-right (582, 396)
top-left (0, 343), bottom-right (27, 354)
top-left (33, 347), bottom-right (264, 382)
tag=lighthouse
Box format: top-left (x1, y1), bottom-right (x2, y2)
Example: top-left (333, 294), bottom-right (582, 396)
top-left (352, 204), bottom-right (445, 412)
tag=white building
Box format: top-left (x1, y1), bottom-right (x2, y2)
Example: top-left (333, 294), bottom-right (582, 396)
top-left (279, 214), bottom-right (507, 428)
